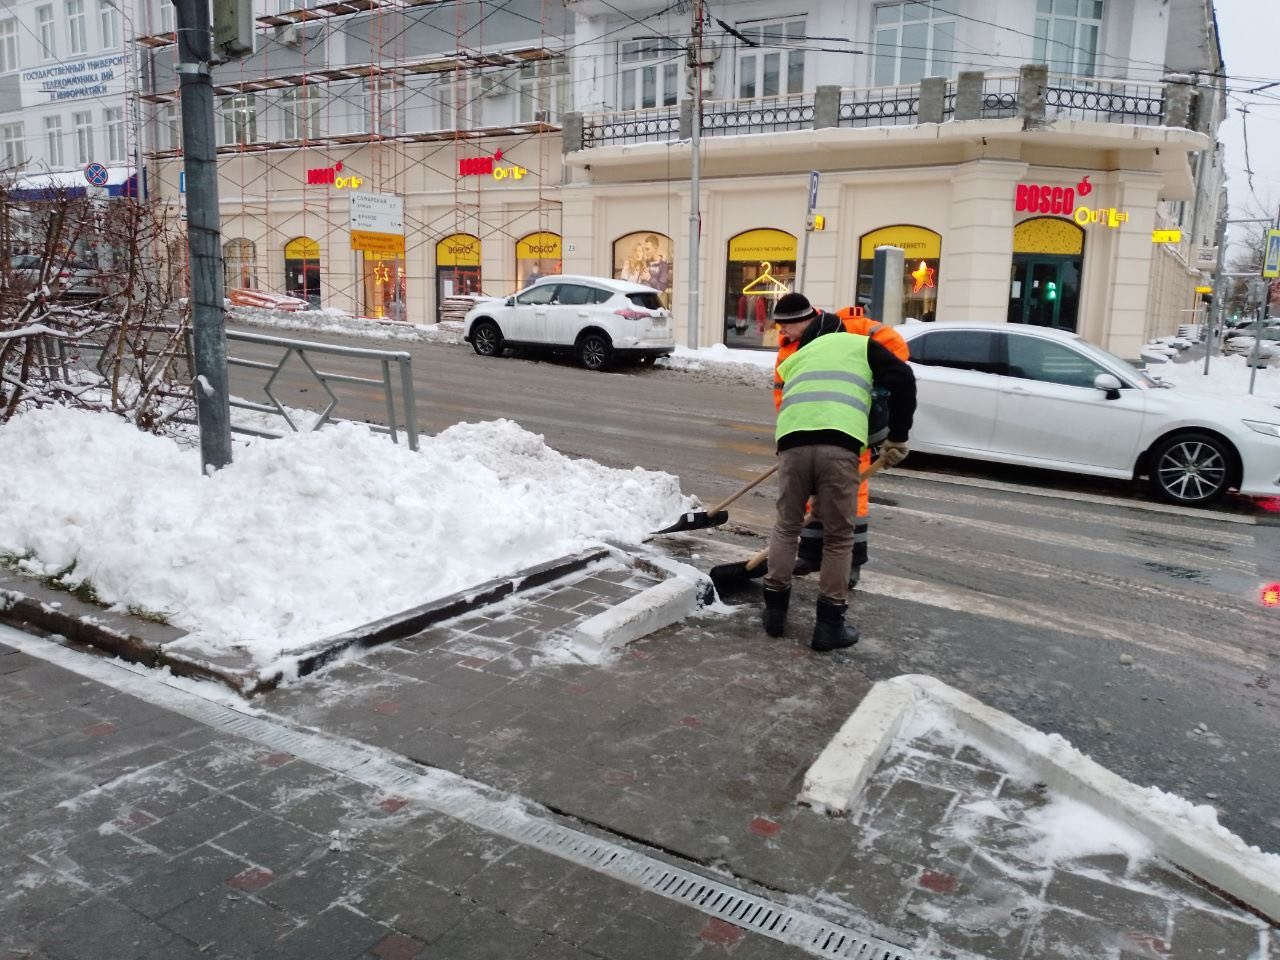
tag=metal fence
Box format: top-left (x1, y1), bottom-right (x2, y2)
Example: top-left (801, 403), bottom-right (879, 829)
top-left (580, 106), bottom-right (681, 148)
top-left (838, 83), bottom-right (921, 128)
top-left (702, 94), bottom-right (813, 136)
top-left (1044, 74), bottom-right (1165, 125)
top-left (218, 329), bottom-right (419, 450)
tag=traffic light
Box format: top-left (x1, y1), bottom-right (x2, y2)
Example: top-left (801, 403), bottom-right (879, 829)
top-left (1044, 280), bottom-right (1058, 301)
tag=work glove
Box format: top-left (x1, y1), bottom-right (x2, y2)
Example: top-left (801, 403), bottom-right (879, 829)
top-left (880, 440), bottom-right (909, 467)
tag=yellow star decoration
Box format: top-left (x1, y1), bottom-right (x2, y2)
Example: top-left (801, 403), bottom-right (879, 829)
top-left (910, 260), bottom-right (935, 293)
top-left (373, 262), bottom-right (390, 285)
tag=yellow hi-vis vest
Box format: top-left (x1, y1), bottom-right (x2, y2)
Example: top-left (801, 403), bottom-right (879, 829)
top-left (775, 332), bottom-right (873, 445)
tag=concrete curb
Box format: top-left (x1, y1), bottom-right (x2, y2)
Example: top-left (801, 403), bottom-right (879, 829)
top-left (572, 549), bottom-right (714, 659)
top-left (800, 673), bottom-right (1280, 924)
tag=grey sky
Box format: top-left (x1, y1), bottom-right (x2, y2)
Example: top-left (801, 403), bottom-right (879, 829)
top-left (1216, 0), bottom-right (1279, 252)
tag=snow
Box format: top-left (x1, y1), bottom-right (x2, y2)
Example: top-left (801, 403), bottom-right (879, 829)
top-left (0, 407), bottom-right (693, 676)
top-left (1149, 351), bottom-right (1279, 399)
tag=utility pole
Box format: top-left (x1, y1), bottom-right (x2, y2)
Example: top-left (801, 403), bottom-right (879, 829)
top-left (1202, 210), bottom-right (1227, 376)
top-left (685, 0), bottom-right (702, 351)
top-left (174, 0), bottom-right (233, 471)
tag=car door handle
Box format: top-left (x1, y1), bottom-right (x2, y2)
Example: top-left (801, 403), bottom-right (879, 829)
top-left (1000, 385), bottom-right (1031, 395)
top-left (577, 310), bottom-right (590, 317)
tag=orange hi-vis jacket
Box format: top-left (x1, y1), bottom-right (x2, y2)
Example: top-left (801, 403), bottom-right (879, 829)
top-left (772, 307), bottom-right (910, 520)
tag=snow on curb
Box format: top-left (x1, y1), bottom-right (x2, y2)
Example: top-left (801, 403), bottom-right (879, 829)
top-left (572, 550), bottom-right (713, 659)
top-left (800, 674), bottom-right (1280, 923)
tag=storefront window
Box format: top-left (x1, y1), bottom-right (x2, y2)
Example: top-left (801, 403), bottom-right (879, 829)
top-left (612, 231), bottom-right (674, 309)
top-left (515, 231), bottom-right (562, 288)
top-left (723, 228), bottom-right (797, 349)
top-left (856, 225), bottom-right (941, 322)
top-left (283, 236), bottom-right (321, 307)
top-left (223, 238), bottom-right (257, 290)
top-left (435, 232), bottom-right (481, 322)
top-left (362, 252), bottom-right (406, 321)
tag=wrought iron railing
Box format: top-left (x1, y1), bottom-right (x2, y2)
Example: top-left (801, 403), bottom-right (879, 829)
top-left (580, 105), bottom-right (681, 148)
top-left (1043, 74), bottom-right (1164, 125)
top-left (981, 75), bottom-right (1020, 118)
top-left (701, 94), bottom-right (813, 136)
top-left (838, 84), bottom-right (920, 127)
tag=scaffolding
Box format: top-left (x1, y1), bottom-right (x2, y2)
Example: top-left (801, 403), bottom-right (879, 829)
top-left (132, 0), bottom-right (567, 323)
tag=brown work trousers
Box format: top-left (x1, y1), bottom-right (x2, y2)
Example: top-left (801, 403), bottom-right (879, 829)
top-left (764, 444), bottom-right (861, 603)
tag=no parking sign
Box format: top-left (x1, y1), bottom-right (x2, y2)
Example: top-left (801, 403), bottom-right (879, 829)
top-left (84, 162), bottom-right (109, 187)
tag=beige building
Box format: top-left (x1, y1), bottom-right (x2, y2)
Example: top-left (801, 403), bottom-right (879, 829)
top-left (136, 0), bottom-right (1227, 360)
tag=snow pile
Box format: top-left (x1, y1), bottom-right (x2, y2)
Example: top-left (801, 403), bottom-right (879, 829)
top-left (1151, 353), bottom-right (1279, 400)
top-left (226, 306), bottom-right (460, 343)
top-left (0, 407), bottom-right (692, 667)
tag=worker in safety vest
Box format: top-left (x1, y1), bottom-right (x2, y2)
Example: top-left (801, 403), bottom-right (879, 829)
top-left (772, 303), bottom-right (910, 588)
top-left (763, 292), bottom-right (915, 651)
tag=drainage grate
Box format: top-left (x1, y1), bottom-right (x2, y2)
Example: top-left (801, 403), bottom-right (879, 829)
top-left (1, 627), bottom-right (914, 960)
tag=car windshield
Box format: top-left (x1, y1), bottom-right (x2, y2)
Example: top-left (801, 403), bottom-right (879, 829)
top-left (1071, 337), bottom-right (1163, 388)
top-left (626, 291), bottom-right (663, 310)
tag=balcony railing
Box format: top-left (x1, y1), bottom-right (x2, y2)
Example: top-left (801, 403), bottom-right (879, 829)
top-left (572, 65), bottom-right (1178, 151)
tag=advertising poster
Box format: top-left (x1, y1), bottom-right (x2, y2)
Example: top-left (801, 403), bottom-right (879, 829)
top-left (613, 231), bottom-right (673, 308)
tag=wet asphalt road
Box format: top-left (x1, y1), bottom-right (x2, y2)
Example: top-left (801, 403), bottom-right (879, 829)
top-left (226, 325), bottom-right (1280, 853)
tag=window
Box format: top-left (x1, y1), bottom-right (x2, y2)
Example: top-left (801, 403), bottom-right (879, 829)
top-left (735, 19), bottom-right (806, 99)
top-left (619, 39), bottom-right (679, 111)
top-left (163, 103), bottom-right (180, 150)
top-left (73, 110), bottom-right (93, 163)
top-left (723, 228), bottom-right (795, 350)
top-left (1, 123), bottom-right (25, 167)
top-left (1034, 0), bottom-right (1103, 77)
top-left (438, 74), bottom-right (480, 130)
top-left (220, 94), bottom-right (258, 145)
top-left (856, 225), bottom-right (941, 323)
top-left (873, 1), bottom-right (955, 86)
top-left (99, 0), bottom-right (120, 48)
top-left (223, 238), bottom-right (256, 289)
top-left (910, 330), bottom-right (1002, 374)
top-left (519, 59), bottom-right (569, 122)
top-left (159, 0), bottom-right (172, 33)
top-left (45, 116), bottom-right (64, 167)
top-left (365, 78), bottom-right (403, 136)
top-left (104, 106), bottom-right (125, 162)
top-left (555, 284), bottom-right (594, 306)
top-left (1005, 334), bottom-right (1108, 388)
top-left (516, 284), bottom-right (557, 306)
top-left (67, 0), bottom-right (88, 55)
top-left (0, 18), bottom-right (17, 72)
top-left (37, 6), bottom-right (56, 60)
top-left (282, 85), bottom-right (321, 140)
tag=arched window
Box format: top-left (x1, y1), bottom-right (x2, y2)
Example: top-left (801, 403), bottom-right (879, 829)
top-left (222, 238), bottom-right (257, 290)
top-left (612, 231), bottom-right (673, 309)
top-left (856, 225), bottom-right (941, 323)
top-left (1010, 216), bottom-right (1085, 330)
top-left (723, 228), bottom-right (797, 349)
top-left (515, 231), bottom-right (562, 287)
top-left (435, 233), bottom-right (481, 322)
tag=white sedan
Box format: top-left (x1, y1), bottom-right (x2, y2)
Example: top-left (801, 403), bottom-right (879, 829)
top-left (898, 322), bottom-right (1280, 506)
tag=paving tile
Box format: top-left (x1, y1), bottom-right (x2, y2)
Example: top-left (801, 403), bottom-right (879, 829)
top-left (425, 905), bottom-right (545, 960)
top-left (156, 886), bottom-right (297, 953)
top-left (213, 814), bottom-right (329, 873)
top-left (31, 822), bottom-right (167, 888)
top-left (257, 850), bottom-right (383, 916)
top-left (396, 822), bottom-right (513, 893)
top-left (134, 792), bottom-right (259, 855)
top-left (1165, 905), bottom-right (1267, 959)
top-left (31, 895), bottom-right (208, 960)
top-left (351, 869), bottom-right (472, 943)
top-left (0, 866), bottom-right (95, 935)
top-left (250, 903), bottom-right (390, 960)
top-left (1042, 870), bottom-right (1170, 939)
top-left (113, 844), bottom-right (250, 919)
top-left (1022, 907), bottom-right (1123, 959)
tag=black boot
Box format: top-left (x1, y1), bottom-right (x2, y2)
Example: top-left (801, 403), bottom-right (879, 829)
top-left (793, 521), bottom-right (824, 577)
top-left (811, 597), bottom-right (859, 652)
top-left (761, 584), bottom-right (790, 637)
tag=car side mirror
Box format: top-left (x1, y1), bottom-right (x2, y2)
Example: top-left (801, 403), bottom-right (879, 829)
top-left (1094, 372), bottom-right (1122, 400)
top-left (505, 296), bottom-right (515, 306)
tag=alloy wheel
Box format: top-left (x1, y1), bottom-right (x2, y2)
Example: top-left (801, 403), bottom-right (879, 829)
top-left (1155, 438), bottom-right (1228, 504)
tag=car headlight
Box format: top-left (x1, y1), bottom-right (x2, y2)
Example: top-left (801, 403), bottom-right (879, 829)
top-left (1243, 419), bottom-right (1280, 438)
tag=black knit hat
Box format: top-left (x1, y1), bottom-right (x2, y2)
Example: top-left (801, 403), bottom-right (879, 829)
top-left (773, 292), bottom-right (816, 323)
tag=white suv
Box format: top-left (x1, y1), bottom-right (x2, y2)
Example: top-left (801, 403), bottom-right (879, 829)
top-left (462, 275), bottom-right (675, 370)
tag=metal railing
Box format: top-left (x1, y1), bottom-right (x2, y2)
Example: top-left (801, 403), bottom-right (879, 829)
top-left (837, 83), bottom-right (921, 128)
top-left (981, 75), bottom-right (1020, 119)
top-left (580, 105), bottom-right (681, 148)
top-left (1043, 74), bottom-right (1165, 125)
top-left (218, 329), bottom-right (420, 450)
top-left (702, 93), bottom-right (813, 136)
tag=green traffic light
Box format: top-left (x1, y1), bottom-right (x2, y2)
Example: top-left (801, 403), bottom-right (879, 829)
top-left (1044, 281), bottom-right (1058, 302)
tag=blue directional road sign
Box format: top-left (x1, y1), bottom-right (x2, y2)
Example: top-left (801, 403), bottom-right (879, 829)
top-left (84, 162), bottom-right (109, 187)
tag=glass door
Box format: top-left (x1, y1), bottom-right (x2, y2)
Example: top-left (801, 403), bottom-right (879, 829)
top-left (1008, 255), bottom-right (1081, 332)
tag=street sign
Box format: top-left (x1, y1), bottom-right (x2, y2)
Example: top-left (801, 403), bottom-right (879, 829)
top-left (1263, 229), bottom-right (1280, 279)
top-left (349, 191), bottom-right (404, 255)
top-left (1151, 229), bottom-right (1181, 244)
top-left (179, 171), bottom-right (186, 194)
top-left (1194, 285), bottom-right (1212, 294)
top-left (84, 162), bottom-right (109, 187)
top-left (807, 170), bottom-right (820, 212)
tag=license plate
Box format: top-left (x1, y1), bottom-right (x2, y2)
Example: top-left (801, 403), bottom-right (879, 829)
top-left (652, 317), bottom-right (666, 326)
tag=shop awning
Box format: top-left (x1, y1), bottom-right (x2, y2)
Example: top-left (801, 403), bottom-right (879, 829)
top-left (7, 167), bottom-right (144, 201)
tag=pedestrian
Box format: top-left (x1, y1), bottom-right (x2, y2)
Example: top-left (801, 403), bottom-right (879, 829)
top-left (762, 292), bottom-right (915, 651)
top-left (772, 304), bottom-right (911, 587)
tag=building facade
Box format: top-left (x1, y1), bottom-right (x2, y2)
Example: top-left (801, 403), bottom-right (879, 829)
top-left (132, 0), bottom-right (1225, 358)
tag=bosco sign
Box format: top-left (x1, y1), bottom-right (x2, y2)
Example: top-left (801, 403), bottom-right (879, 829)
top-left (1015, 177), bottom-right (1092, 216)
top-left (457, 149), bottom-right (528, 181)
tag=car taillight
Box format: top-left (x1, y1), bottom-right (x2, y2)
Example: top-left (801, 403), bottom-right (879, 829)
top-left (614, 308), bottom-right (650, 321)
top-left (1262, 583), bottom-right (1280, 608)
